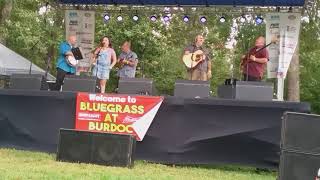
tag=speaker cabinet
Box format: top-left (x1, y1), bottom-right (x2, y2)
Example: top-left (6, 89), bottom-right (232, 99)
top-left (57, 129), bottom-right (136, 167)
top-left (62, 75), bottom-right (96, 92)
top-left (282, 112), bottom-right (320, 154)
top-left (118, 78), bottom-right (155, 95)
top-left (279, 150), bottom-right (320, 180)
top-left (217, 81), bottom-right (273, 101)
top-left (174, 80), bottom-right (210, 98)
top-left (279, 112), bottom-right (320, 180)
top-left (9, 74), bottom-right (44, 90)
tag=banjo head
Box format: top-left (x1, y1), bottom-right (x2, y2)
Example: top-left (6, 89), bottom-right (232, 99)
top-left (67, 56), bottom-right (78, 67)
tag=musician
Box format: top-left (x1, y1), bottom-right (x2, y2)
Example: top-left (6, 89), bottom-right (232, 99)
top-left (92, 36), bottom-right (117, 93)
top-left (184, 35), bottom-right (212, 81)
top-left (54, 35), bottom-right (77, 91)
top-left (117, 41), bottom-right (138, 78)
top-left (241, 36), bottom-right (269, 81)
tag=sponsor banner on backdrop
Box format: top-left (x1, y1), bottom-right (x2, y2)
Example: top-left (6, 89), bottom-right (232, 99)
top-left (65, 10), bottom-right (95, 73)
top-left (75, 92), bottom-right (164, 141)
top-left (266, 13), bottom-right (301, 79)
top-left (266, 13), bottom-right (281, 79)
top-left (278, 13), bottom-right (301, 79)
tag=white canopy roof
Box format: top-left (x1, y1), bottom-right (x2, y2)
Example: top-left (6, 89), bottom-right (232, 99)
top-left (0, 43), bottom-right (55, 80)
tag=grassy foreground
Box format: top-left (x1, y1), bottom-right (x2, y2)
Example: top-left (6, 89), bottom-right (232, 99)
top-left (0, 149), bottom-right (276, 180)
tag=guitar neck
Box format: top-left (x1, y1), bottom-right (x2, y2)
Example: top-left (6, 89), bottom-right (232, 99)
top-left (254, 42), bottom-right (273, 54)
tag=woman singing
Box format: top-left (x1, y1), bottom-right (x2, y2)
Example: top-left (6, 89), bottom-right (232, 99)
top-left (92, 36), bottom-right (117, 93)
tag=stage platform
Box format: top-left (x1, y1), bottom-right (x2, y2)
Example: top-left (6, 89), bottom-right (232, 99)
top-left (0, 89), bottom-right (310, 168)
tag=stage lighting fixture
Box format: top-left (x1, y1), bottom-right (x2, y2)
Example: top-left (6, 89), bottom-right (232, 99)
top-left (199, 16), bottom-right (207, 23)
top-left (132, 15), bottom-right (139, 21)
top-left (240, 15), bottom-right (246, 23)
top-left (117, 15), bottom-right (123, 22)
top-left (150, 15), bottom-right (157, 22)
top-left (255, 16), bottom-right (264, 25)
top-left (163, 15), bottom-right (170, 22)
top-left (183, 15), bottom-right (190, 23)
top-left (219, 16), bottom-right (226, 23)
top-left (103, 14), bottom-right (110, 22)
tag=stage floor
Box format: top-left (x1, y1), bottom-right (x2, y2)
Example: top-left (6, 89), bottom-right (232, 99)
top-left (0, 89), bottom-right (310, 169)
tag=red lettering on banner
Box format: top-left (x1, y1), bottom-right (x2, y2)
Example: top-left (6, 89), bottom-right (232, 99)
top-left (75, 92), bottom-right (163, 141)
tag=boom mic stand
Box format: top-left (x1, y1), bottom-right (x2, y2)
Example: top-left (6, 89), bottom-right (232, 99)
top-left (28, 40), bottom-right (41, 74)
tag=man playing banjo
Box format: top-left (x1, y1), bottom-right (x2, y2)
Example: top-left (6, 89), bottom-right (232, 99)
top-left (54, 35), bottom-right (77, 91)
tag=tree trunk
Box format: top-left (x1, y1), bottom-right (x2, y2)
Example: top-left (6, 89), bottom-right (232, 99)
top-left (0, 0), bottom-right (13, 45)
top-left (287, 43), bottom-right (300, 102)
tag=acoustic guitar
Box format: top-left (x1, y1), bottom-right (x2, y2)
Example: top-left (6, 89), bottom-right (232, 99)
top-left (115, 58), bottom-right (129, 69)
top-left (182, 50), bottom-right (206, 69)
top-left (115, 54), bottom-right (135, 69)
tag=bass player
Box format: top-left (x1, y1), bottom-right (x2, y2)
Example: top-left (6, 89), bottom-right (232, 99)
top-left (240, 36), bottom-right (269, 82)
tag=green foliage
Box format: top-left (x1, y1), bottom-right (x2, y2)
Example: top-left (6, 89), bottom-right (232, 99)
top-left (1, 3), bottom-right (233, 95)
top-left (299, 0), bottom-right (320, 113)
top-left (1, 0), bottom-right (320, 113)
top-left (1, 0), bottom-right (64, 75)
top-left (93, 9), bottom-right (232, 94)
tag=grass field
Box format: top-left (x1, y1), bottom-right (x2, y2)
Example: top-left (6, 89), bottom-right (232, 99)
top-left (0, 149), bottom-right (277, 180)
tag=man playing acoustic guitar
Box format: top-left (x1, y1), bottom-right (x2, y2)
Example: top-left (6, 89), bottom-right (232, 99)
top-left (183, 35), bottom-right (212, 81)
top-left (117, 41), bottom-right (138, 78)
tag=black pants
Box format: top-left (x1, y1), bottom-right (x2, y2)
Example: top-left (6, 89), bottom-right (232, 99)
top-left (53, 68), bottom-right (74, 91)
top-left (243, 74), bottom-right (262, 82)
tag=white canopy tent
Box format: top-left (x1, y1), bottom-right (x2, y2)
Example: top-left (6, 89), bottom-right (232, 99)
top-left (0, 43), bottom-right (55, 81)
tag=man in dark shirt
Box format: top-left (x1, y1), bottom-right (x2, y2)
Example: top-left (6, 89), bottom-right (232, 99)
top-left (183, 35), bottom-right (212, 81)
top-left (241, 36), bottom-right (269, 81)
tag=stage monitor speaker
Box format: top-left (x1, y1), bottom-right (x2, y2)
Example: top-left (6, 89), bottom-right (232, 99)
top-left (174, 80), bottom-right (210, 98)
top-left (118, 78), bottom-right (155, 95)
top-left (217, 81), bottom-right (273, 101)
top-left (62, 75), bottom-right (96, 92)
top-left (9, 74), bottom-right (44, 90)
top-left (57, 129), bottom-right (136, 168)
top-left (279, 150), bottom-right (320, 180)
top-left (282, 112), bottom-right (320, 153)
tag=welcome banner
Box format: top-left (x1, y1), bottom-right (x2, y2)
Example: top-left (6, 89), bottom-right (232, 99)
top-left (75, 92), bottom-right (164, 141)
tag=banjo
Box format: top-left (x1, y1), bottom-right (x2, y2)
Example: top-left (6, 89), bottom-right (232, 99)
top-left (66, 47), bottom-right (83, 67)
top-left (66, 55), bottom-right (79, 67)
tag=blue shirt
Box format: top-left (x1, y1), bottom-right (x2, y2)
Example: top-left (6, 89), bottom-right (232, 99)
top-left (56, 41), bottom-right (76, 73)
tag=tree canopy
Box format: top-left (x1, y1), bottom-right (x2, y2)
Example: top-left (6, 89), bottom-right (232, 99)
top-left (1, 0), bottom-right (320, 113)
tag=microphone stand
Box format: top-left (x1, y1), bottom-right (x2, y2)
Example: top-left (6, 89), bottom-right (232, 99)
top-left (43, 2), bottom-right (50, 79)
top-left (28, 40), bottom-right (41, 74)
top-left (44, 51), bottom-right (52, 80)
top-left (29, 2), bottom-right (49, 75)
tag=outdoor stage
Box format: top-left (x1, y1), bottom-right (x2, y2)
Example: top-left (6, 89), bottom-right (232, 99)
top-left (0, 89), bottom-right (310, 169)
